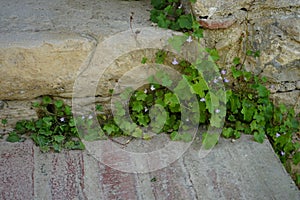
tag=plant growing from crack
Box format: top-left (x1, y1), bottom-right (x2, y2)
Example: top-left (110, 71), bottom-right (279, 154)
top-left (4, 0), bottom-right (299, 187)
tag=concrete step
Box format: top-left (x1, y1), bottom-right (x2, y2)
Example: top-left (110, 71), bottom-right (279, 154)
top-left (0, 135), bottom-right (299, 199)
top-left (0, 0), bottom-right (152, 101)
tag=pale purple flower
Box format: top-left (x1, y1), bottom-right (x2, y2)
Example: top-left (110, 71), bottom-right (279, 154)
top-left (223, 78), bottom-right (230, 83)
top-left (150, 85), bottom-right (155, 91)
top-left (275, 133), bottom-right (280, 138)
top-left (200, 98), bottom-right (206, 102)
top-left (186, 36), bottom-right (192, 43)
top-left (215, 109), bottom-right (221, 113)
top-left (144, 89), bottom-right (148, 94)
top-left (213, 79), bottom-right (218, 84)
top-left (60, 117), bottom-right (65, 122)
top-left (172, 58), bottom-right (179, 65)
top-left (221, 69), bottom-right (227, 75)
top-left (280, 151), bottom-right (285, 156)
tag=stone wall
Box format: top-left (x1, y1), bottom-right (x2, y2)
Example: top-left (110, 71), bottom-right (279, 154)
top-left (191, 0), bottom-right (300, 113)
top-left (0, 0), bottom-right (299, 131)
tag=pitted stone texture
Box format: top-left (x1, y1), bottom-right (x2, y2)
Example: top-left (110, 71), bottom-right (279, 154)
top-left (1, 134), bottom-right (299, 199)
top-left (0, 100), bottom-right (37, 132)
top-left (0, 0), bottom-right (152, 101)
top-left (272, 90), bottom-right (300, 114)
top-left (192, 0), bottom-right (300, 109)
top-left (0, 140), bottom-right (35, 200)
top-left (0, 33), bottom-right (97, 100)
top-left (0, 0), bottom-right (152, 35)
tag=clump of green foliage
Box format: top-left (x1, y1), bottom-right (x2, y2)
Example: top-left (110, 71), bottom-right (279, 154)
top-left (149, 0), bottom-right (300, 187)
top-left (6, 96), bottom-right (84, 152)
top-left (150, 0), bottom-right (196, 31)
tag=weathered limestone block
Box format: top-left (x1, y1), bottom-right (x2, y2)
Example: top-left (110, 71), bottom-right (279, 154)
top-left (192, 0), bottom-right (300, 112)
top-left (0, 33), bottom-right (97, 100)
top-left (0, 0), bottom-right (152, 102)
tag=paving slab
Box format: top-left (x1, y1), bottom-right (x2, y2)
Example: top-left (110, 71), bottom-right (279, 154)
top-left (0, 134), bottom-right (299, 200)
top-left (0, 140), bottom-right (34, 200)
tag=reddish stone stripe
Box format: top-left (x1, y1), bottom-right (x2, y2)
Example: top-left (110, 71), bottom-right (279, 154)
top-left (99, 163), bottom-right (138, 200)
top-left (0, 140), bottom-right (34, 200)
top-left (198, 17), bottom-right (236, 29)
top-left (49, 151), bottom-right (86, 200)
top-left (79, 153), bottom-right (88, 200)
top-left (150, 161), bottom-right (195, 200)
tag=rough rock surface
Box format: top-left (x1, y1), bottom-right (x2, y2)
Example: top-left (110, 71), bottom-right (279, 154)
top-left (192, 0), bottom-right (300, 112)
top-left (0, 33), bottom-right (97, 100)
top-left (0, 0), bottom-right (152, 101)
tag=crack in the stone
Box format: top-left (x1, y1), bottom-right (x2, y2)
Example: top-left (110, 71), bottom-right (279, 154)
top-left (181, 156), bottom-right (199, 200)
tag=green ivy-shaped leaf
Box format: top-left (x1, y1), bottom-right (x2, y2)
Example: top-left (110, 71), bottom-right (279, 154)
top-left (253, 131), bottom-right (265, 143)
top-left (42, 96), bottom-right (52, 105)
top-left (178, 14), bottom-right (193, 29)
top-left (202, 133), bottom-right (219, 150)
top-left (132, 101), bottom-right (144, 112)
top-left (174, 76), bottom-right (193, 100)
top-left (241, 99), bottom-right (255, 122)
top-left (6, 132), bottom-right (22, 143)
top-left (222, 127), bottom-right (233, 138)
top-left (54, 100), bottom-right (64, 109)
top-left (135, 91), bottom-right (147, 101)
top-left (164, 92), bottom-right (179, 107)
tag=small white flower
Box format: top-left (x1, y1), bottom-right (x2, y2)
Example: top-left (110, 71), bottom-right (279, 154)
top-left (215, 109), bottom-right (221, 113)
top-left (280, 151), bottom-right (285, 156)
top-left (88, 115), bottom-right (93, 119)
top-left (200, 98), bottom-right (206, 102)
top-left (275, 133), bottom-right (280, 138)
top-left (223, 78), bottom-right (230, 83)
top-left (60, 117), bottom-right (65, 122)
top-left (186, 118), bottom-right (189, 122)
top-left (221, 69), bottom-right (227, 75)
top-left (81, 116), bottom-right (85, 120)
top-left (172, 58), bottom-right (179, 65)
top-left (178, 3), bottom-right (182, 9)
top-left (150, 85), bottom-right (155, 91)
top-left (218, 76), bottom-right (222, 80)
top-left (144, 107), bottom-right (148, 112)
top-left (186, 36), bottom-right (192, 43)
top-left (144, 89), bottom-right (148, 94)
top-left (213, 79), bottom-right (218, 84)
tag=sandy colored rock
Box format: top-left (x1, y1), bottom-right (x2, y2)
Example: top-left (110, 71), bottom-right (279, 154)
top-left (0, 32), bottom-right (97, 100)
top-left (0, 0), bottom-right (152, 101)
top-left (192, 0), bottom-right (300, 109)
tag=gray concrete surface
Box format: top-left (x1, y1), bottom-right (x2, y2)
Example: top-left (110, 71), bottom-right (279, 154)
top-left (0, 134), bottom-right (299, 199)
top-left (0, 0), bottom-right (152, 35)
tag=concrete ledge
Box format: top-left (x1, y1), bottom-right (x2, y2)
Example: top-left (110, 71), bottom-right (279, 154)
top-left (0, 32), bottom-right (97, 100)
top-left (0, 135), bottom-right (299, 199)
